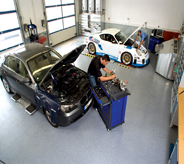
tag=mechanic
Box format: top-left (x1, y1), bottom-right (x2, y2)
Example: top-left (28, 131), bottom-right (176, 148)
top-left (134, 30), bottom-right (148, 49)
top-left (87, 54), bottom-right (115, 87)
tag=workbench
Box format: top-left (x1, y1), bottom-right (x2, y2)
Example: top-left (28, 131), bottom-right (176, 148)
top-left (178, 87), bottom-right (184, 164)
top-left (169, 87), bottom-right (184, 164)
top-left (91, 80), bottom-right (131, 131)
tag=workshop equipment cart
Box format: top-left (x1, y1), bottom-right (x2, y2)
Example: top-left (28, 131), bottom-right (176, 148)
top-left (91, 80), bottom-right (131, 131)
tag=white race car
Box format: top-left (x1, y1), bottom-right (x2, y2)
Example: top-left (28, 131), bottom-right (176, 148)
top-left (86, 27), bottom-right (149, 66)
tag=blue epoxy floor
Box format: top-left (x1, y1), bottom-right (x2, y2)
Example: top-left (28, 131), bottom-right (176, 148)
top-left (0, 36), bottom-right (177, 164)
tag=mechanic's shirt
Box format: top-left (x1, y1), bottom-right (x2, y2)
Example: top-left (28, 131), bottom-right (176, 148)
top-left (137, 30), bottom-right (147, 41)
top-left (87, 56), bottom-right (105, 77)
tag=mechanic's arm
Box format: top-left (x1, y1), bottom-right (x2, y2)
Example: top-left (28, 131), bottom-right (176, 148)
top-left (99, 74), bottom-right (115, 81)
top-left (134, 36), bottom-right (138, 43)
top-left (138, 40), bottom-right (144, 49)
top-left (103, 67), bottom-right (111, 73)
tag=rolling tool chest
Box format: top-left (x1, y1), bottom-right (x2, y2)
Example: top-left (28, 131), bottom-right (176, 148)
top-left (91, 80), bottom-right (131, 131)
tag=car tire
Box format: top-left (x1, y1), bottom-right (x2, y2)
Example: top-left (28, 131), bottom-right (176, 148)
top-left (44, 108), bottom-right (59, 128)
top-left (121, 52), bottom-right (132, 66)
top-left (2, 77), bottom-right (12, 94)
top-left (88, 42), bottom-right (96, 55)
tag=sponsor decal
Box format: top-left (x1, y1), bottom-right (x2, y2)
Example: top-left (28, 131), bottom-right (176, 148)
top-left (89, 36), bottom-right (102, 50)
top-left (89, 36), bottom-right (100, 44)
top-left (137, 60), bottom-right (141, 63)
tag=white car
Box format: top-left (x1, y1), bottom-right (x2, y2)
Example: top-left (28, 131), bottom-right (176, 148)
top-left (86, 27), bottom-right (149, 67)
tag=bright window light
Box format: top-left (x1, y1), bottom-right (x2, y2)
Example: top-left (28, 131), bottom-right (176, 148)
top-left (63, 16), bottom-right (75, 29)
top-left (0, 0), bottom-right (15, 11)
top-left (0, 13), bottom-right (19, 31)
top-left (46, 6), bottom-right (62, 20)
top-left (0, 30), bottom-right (23, 51)
top-left (62, 0), bottom-right (74, 4)
top-left (62, 5), bottom-right (75, 17)
top-left (48, 19), bottom-right (63, 33)
top-left (45, 0), bottom-right (61, 6)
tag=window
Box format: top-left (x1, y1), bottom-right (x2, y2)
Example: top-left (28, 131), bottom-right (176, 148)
top-left (100, 34), bottom-right (117, 43)
top-left (45, 0), bottom-right (75, 34)
top-left (115, 31), bottom-right (128, 44)
top-left (27, 50), bottom-right (61, 83)
top-left (0, 0), bottom-right (23, 52)
top-left (16, 60), bottom-right (28, 78)
top-left (4, 56), bottom-right (16, 71)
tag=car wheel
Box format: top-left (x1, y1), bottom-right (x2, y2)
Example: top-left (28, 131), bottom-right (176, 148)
top-left (44, 108), bottom-right (59, 128)
top-left (121, 52), bottom-right (132, 66)
top-left (88, 42), bottom-right (96, 55)
top-left (2, 77), bottom-right (12, 94)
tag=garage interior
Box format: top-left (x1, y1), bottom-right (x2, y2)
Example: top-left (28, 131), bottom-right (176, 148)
top-left (0, 0), bottom-right (184, 164)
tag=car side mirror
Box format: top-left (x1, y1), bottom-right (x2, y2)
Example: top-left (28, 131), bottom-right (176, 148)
top-left (22, 78), bottom-right (31, 84)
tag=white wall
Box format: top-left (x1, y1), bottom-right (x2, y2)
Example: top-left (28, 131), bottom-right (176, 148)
top-left (105, 0), bottom-right (184, 32)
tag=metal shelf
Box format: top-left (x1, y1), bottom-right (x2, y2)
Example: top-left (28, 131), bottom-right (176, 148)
top-left (170, 48), bottom-right (184, 127)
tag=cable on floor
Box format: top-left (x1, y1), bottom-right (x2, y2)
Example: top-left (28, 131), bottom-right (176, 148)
top-left (0, 160), bottom-right (6, 164)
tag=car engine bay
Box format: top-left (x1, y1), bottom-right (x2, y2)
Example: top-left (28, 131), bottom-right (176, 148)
top-left (42, 64), bottom-right (90, 103)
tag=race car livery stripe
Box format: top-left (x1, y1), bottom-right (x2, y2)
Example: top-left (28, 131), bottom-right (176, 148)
top-left (98, 44), bottom-right (103, 50)
top-left (126, 46), bottom-right (132, 49)
top-left (96, 52), bottom-right (118, 61)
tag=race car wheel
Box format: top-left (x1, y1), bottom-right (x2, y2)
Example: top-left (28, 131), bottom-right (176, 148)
top-left (121, 52), bottom-right (132, 66)
top-left (2, 77), bottom-right (12, 94)
top-left (88, 42), bottom-right (96, 55)
top-left (44, 108), bottom-right (59, 128)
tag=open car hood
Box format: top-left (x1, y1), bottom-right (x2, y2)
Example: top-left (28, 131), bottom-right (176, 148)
top-left (60, 44), bottom-right (86, 64)
top-left (123, 25), bottom-right (142, 45)
top-left (40, 44), bottom-right (86, 85)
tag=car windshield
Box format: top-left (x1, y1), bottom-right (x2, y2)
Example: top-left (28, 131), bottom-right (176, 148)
top-left (115, 31), bottom-right (128, 44)
top-left (27, 50), bottom-right (61, 83)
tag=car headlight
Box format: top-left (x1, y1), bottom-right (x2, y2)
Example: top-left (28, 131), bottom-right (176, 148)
top-left (60, 104), bottom-right (76, 113)
top-left (136, 49), bottom-right (142, 56)
top-left (143, 49), bottom-right (147, 54)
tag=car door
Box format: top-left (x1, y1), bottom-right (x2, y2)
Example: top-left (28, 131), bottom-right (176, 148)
top-left (99, 34), bottom-right (119, 61)
top-left (14, 59), bottom-right (36, 105)
top-left (2, 56), bottom-right (36, 105)
top-left (3, 56), bottom-right (18, 93)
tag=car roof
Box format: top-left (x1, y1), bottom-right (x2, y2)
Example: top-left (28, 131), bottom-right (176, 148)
top-left (10, 43), bottom-right (51, 63)
top-left (101, 28), bottom-right (121, 35)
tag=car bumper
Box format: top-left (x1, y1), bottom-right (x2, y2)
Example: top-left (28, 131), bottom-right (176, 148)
top-left (132, 58), bottom-right (150, 67)
top-left (58, 98), bottom-right (93, 126)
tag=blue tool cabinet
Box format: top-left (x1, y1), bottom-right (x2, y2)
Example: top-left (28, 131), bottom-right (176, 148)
top-left (148, 36), bottom-right (164, 52)
top-left (91, 80), bottom-right (130, 131)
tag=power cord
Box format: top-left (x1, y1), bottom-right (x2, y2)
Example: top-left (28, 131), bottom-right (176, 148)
top-left (0, 160), bottom-right (6, 164)
top-left (179, 90), bottom-right (184, 95)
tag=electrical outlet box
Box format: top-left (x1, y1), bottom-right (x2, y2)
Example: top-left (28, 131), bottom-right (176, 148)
top-left (41, 20), bottom-right (45, 27)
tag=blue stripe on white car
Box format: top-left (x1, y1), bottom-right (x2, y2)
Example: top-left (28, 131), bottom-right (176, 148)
top-left (96, 52), bottom-right (119, 61)
top-left (126, 46), bottom-right (132, 49)
top-left (98, 44), bottom-right (103, 50)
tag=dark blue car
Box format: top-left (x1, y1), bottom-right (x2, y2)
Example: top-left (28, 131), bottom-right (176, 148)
top-left (1, 43), bottom-right (93, 127)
